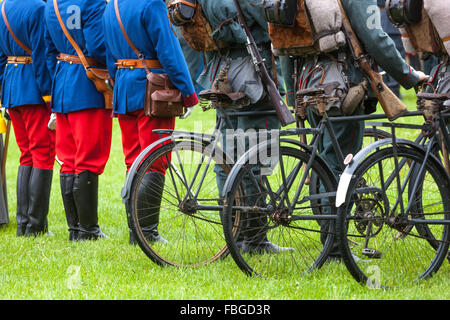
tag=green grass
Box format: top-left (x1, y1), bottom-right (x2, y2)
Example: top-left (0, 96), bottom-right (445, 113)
top-left (0, 89), bottom-right (449, 300)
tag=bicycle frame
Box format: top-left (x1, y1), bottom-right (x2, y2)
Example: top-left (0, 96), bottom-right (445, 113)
top-left (223, 111), bottom-right (425, 224)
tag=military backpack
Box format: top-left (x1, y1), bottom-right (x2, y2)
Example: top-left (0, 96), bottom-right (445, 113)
top-left (263, 0), bottom-right (346, 56)
top-left (386, 0), bottom-right (448, 57)
top-left (167, 0), bottom-right (228, 52)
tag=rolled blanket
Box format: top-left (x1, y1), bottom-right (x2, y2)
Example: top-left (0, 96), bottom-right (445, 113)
top-left (305, 0), bottom-right (346, 53)
top-left (424, 0), bottom-right (450, 56)
top-left (399, 27), bottom-right (417, 54)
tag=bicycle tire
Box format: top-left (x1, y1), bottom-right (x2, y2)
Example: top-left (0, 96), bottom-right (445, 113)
top-left (222, 145), bottom-right (338, 278)
top-left (128, 140), bottom-right (241, 267)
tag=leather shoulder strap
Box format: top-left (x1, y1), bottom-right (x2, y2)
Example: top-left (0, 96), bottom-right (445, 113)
top-left (114, 0), bottom-right (155, 74)
top-left (1, 1), bottom-right (32, 55)
top-left (114, 0), bottom-right (142, 59)
top-left (53, 0), bottom-right (90, 68)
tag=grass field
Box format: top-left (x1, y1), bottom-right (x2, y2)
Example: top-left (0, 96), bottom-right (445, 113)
top-left (0, 89), bottom-right (449, 300)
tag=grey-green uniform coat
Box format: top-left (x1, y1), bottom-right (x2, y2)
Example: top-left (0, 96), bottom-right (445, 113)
top-left (196, 0), bottom-right (281, 196)
top-left (280, 0), bottom-right (421, 255)
top-left (281, 0), bottom-right (420, 178)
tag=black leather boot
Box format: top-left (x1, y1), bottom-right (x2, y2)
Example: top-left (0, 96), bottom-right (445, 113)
top-left (24, 168), bottom-right (53, 236)
top-left (240, 212), bottom-right (293, 255)
top-left (16, 166), bottom-right (32, 236)
top-left (240, 172), bottom-right (292, 255)
top-left (129, 171), bottom-right (167, 245)
top-left (73, 170), bottom-right (106, 241)
top-left (60, 173), bottom-right (80, 241)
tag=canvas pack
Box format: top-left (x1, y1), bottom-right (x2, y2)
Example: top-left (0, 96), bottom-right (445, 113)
top-left (268, 0), bottom-right (346, 56)
top-left (400, 0), bottom-right (448, 56)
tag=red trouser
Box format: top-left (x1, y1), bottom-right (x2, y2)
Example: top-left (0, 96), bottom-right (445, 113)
top-left (56, 108), bottom-right (112, 175)
top-left (118, 109), bottom-right (175, 174)
top-left (8, 104), bottom-right (56, 170)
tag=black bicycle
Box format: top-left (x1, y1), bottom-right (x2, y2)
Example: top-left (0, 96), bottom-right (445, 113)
top-left (335, 92), bottom-right (450, 287)
top-left (220, 86), bottom-right (406, 279)
top-left (122, 92), bottom-right (393, 269)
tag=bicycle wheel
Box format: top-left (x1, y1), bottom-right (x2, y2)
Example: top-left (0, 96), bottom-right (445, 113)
top-left (337, 145), bottom-right (450, 287)
top-left (222, 144), bottom-right (338, 278)
top-left (128, 139), bottom-right (241, 267)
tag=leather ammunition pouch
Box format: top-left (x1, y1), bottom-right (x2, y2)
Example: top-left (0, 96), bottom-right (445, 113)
top-left (57, 54), bottom-right (114, 110)
top-left (265, 0), bottom-right (346, 56)
top-left (168, 0), bottom-right (197, 26)
top-left (386, 0), bottom-right (423, 28)
top-left (115, 61), bottom-right (184, 118)
top-left (263, 0), bottom-right (299, 26)
top-left (167, 0), bottom-right (228, 52)
top-left (145, 73), bottom-right (185, 118)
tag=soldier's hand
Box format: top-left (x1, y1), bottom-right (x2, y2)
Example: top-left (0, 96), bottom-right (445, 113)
top-left (48, 113), bottom-right (57, 131)
top-left (416, 71), bottom-right (430, 83)
top-left (181, 107), bottom-right (194, 120)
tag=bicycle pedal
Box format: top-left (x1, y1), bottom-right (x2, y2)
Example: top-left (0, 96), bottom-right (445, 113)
top-left (361, 248), bottom-right (382, 259)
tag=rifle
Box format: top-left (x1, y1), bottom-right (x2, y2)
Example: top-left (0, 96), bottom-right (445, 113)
top-left (337, 0), bottom-right (407, 121)
top-left (232, 0), bottom-right (295, 127)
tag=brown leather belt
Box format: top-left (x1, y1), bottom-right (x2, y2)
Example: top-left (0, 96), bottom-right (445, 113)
top-left (57, 53), bottom-right (103, 67)
top-left (7, 56), bottom-right (32, 64)
top-left (115, 59), bottom-right (162, 69)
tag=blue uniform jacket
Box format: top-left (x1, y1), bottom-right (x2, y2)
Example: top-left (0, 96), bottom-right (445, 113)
top-left (0, 0), bottom-right (55, 109)
top-left (45, 0), bottom-right (107, 113)
top-left (102, 0), bottom-right (195, 115)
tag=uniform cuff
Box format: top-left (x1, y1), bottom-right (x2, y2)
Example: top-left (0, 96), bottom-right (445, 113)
top-left (183, 93), bottom-right (198, 108)
top-left (399, 65), bottom-right (420, 90)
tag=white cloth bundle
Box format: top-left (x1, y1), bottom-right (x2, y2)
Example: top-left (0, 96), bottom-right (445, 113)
top-left (424, 0), bottom-right (450, 56)
top-left (399, 27), bottom-right (417, 54)
top-left (305, 0), bottom-right (346, 53)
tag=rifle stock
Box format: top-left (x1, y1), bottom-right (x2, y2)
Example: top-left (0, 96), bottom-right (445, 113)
top-left (232, 0), bottom-right (295, 127)
top-left (337, 0), bottom-right (407, 121)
